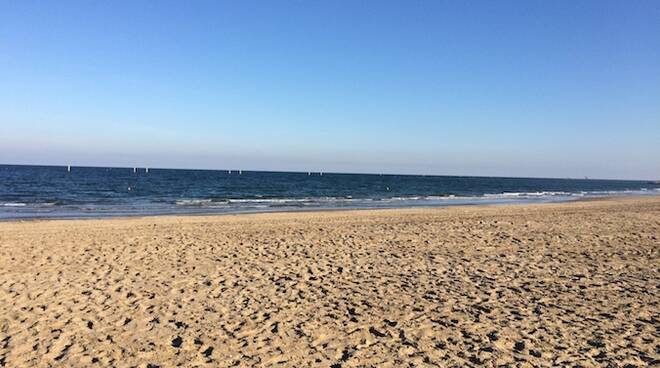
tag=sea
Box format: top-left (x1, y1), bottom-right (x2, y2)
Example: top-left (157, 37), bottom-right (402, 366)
top-left (1, 164), bottom-right (658, 219)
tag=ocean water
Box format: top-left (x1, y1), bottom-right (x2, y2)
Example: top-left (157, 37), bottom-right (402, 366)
top-left (1, 164), bottom-right (658, 219)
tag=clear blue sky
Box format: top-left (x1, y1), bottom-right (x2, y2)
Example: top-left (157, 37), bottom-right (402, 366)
top-left (1, 1), bottom-right (659, 179)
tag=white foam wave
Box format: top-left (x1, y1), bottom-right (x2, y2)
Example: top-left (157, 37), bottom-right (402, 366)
top-left (174, 199), bottom-right (213, 206)
top-left (172, 189), bottom-right (658, 209)
top-left (482, 191), bottom-right (581, 198)
top-left (175, 197), bottom-right (361, 206)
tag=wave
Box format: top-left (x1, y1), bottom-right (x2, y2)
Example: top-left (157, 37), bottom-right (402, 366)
top-left (5, 189), bottom-right (655, 211)
top-left (2, 188), bottom-right (656, 220)
top-left (1, 202), bottom-right (27, 207)
top-left (172, 189), bottom-right (657, 209)
top-left (1, 201), bottom-right (62, 208)
top-left (175, 197), bottom-right (359, 208)
top-left (174, 199), bottom-right (214, 206)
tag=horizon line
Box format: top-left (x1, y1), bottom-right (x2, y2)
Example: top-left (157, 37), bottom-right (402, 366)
top-left (1, 162), bottom-right (657, 182)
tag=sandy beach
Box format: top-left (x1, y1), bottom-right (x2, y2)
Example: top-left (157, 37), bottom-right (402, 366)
top-left (0, 196), bottom-right (658, 367)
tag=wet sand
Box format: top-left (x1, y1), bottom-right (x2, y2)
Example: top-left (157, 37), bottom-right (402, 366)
top-left (0, 196), bottom-right (658, 367)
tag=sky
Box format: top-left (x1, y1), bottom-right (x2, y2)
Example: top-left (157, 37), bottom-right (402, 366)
top-left (1, 1), bottom-right (659, 179)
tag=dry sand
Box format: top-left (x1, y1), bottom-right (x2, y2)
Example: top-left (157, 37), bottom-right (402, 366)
top-left (0, 196), bottom-right (658, 367)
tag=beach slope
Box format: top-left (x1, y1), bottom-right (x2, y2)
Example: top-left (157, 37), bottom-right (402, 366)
top-left (0, 197), bottom-right (658, 367)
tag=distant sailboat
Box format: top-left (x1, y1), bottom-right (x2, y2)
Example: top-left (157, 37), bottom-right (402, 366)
top-left (145, 167), bottom-right (149, 173)
top-left (67, 165), bottom-right (71, 172)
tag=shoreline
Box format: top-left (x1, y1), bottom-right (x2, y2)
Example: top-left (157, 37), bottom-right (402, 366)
top-left (2, 192), bottom-right (659, 223)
